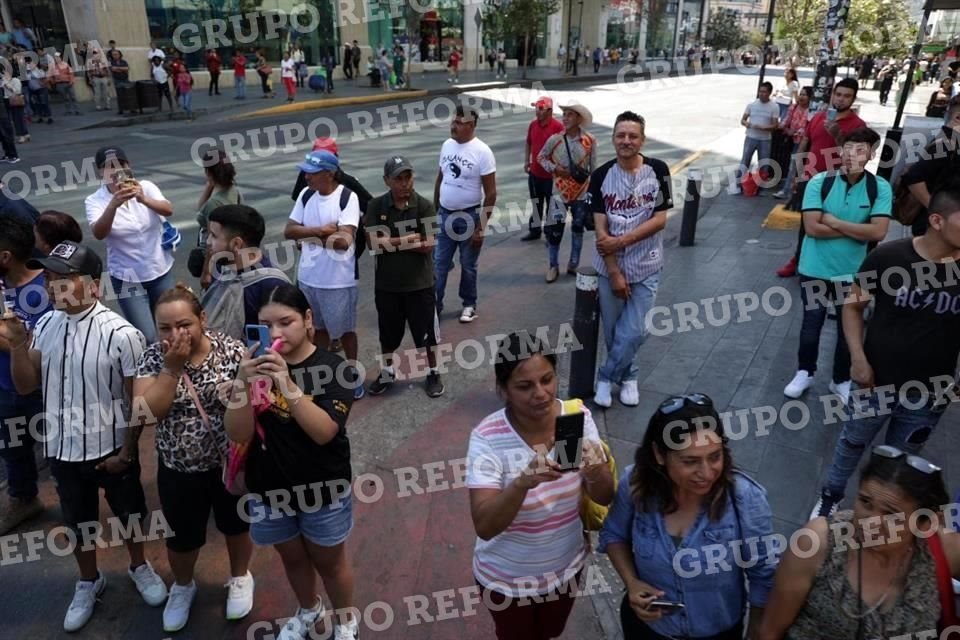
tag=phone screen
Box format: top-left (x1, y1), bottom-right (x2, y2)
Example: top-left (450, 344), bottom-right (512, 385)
top-left (244, 324), bottom-right (270, 357)
top-left (554, 411), bottom-right (584, 472)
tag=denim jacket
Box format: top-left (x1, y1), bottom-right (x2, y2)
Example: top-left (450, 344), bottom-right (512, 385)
top-left (599, 467), bottom-right (778, 638)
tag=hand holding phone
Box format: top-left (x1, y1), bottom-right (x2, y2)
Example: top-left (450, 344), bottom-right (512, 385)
top-left (649, 600), bottom-right (685, 615)
top-left (244, 324), bottom-right (272, 358)
top-left (826, 107), bottom-right (838, 122)
top-left (554, 400), bottom-right (585, 472)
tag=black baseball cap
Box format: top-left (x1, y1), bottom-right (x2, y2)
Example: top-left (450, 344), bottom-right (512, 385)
top-left (27, 242), bottom-right (103, 278)
top-left (95, 146), bottom-right (128, 169)
top-left (384, 155), bottom-right (413, 178)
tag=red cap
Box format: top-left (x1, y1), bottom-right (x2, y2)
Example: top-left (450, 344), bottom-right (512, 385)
top-left (531, 97), bottom-right (553, 109)
top-left (312, 137), bottom-right (339, 155)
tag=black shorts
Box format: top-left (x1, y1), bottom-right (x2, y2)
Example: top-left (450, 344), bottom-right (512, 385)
top-left (374, 288), bottom-right (439, 355)
top-left (50, 452), bottom-right (148, 534)
top-left (157, 463), bottom-right (250, 553)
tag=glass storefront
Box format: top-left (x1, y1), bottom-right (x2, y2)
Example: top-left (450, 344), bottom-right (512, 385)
top-left (145, 0), bottom-right (339, 69)
top-left (645, 0), bottom-right (678, 57)
top-left (5, 0), bottom-right (69, 54)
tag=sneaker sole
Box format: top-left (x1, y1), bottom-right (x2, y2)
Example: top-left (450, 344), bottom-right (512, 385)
top-left (367, 384), bottom-right (393, 396)
top-left (459, 316), bottom-right (477, 323)
top-left (225, 603), bottom-right (253, 621)
top-left (426, 385), bottom-right (445, 398)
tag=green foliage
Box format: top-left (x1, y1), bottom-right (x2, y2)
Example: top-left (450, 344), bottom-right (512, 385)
top-left (705, 9), bottom-right (747, 51)
top-left (775, 0), bottom-right (916, 58)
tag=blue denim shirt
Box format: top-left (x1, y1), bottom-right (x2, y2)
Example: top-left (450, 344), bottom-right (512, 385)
top-left (599, 467), bottom-right (778, 638)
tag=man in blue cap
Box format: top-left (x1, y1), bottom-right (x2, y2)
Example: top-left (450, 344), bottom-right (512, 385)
top-left (284, 150), bottom-right (365, 399)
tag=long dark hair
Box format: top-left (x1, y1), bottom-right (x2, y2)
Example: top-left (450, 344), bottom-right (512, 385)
top-left (630, 397), bottom-right (736, 521)
top-left (859, 454), bottom-right (949, 516)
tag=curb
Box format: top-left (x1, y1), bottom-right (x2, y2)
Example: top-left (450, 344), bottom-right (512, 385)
top-left (231, 90), bottom-right (430, 120)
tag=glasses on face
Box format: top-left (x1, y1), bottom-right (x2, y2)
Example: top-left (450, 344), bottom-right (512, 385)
top-left (871, 445), bottom-right (941, 475)
top-left (658, 393), bottom-right (713, 416)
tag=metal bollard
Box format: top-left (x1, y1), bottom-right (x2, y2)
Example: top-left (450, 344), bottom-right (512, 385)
top-left (679, 167), bottom-right (703, 247)
top-left (569, 266), bottom-right (600, 399)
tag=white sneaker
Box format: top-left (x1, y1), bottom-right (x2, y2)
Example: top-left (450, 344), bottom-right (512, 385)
top-left (64, 573), bottom-right (106, 632)
top-left (953, 577), bottom-right (960, 596)
top-left (619, 380), bottom-right (640, 406)
top-left (225, 571), bottom-right (255, 620)
top-left (783, 370), bottom-right (813, 399)
top-left (162, 581), bottom-right (197, 633)
top-left (129, 560), bottom-right (168, 606)
top-left (594, 381), bottom-right (613, 408)
top-left (459, 306), bottom-right (477, 323)
top-left (335, 617), bottom-right (360, 640)
top-left (829, 380), bottom-right (852, 406)
top-left (278, 600), bottom-right (326, 640)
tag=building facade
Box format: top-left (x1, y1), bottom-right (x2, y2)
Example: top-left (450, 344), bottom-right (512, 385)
top-left (0, 0), bottom-right (707, 82)
top-left (707, 0), bottom-right (769, 33)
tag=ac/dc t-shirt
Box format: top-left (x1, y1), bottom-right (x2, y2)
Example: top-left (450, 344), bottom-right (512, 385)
top-left (247, 347), bottom-right (354, 508)
top-left (857, 238), bottom-right (960, 390)
top-left (588, 156), bottom-right (672, 283)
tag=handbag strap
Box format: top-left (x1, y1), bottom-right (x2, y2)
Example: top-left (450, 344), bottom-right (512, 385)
top-left (563, 134), bottom-right (581, 169)
top-left (927, 532), bottom-right (960, 626)
top-left (181, 371), bottom-right (226, 464)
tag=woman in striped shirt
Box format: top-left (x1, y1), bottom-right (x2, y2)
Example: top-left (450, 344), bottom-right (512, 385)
top-left (466, 331), bottom-right (614, 640)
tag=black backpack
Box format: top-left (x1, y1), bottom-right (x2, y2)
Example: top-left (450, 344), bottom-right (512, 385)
top-left (820, 172), bottom-right (878, 210)
top-left (300, 186), bottom-right (366, 278)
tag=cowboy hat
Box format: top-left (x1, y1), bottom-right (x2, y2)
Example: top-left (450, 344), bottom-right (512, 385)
top-left (558, 103), bottom-right (593, 128)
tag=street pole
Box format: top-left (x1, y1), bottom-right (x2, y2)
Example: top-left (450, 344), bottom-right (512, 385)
top-left (574, 0), bottom-right (584, 75)
top-left (756, 0), bottom-right (777, 94)
top-left (810, 0), bottom-right (852, 112)
top-left (569, 267), bottom-right (600, 399)
top-left (565, 0), bottom-right (573, 74)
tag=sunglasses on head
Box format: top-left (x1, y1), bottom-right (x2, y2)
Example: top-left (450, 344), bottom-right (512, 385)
top-left (658, 393), bottom-right (713, 416)
top-left (871, 445), bottom-right (941, 475)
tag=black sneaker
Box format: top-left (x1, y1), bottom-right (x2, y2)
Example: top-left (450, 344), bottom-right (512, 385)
top-left (2, 157), bottom-right (20, 164)
top-left (368, 370), bottom-right (395, 395)
top-left (425, 372), bottom-right (445, 398)
top-left (809, 490), bottom-right (841, 521)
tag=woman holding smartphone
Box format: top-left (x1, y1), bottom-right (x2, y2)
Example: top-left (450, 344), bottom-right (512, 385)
top-left (223, 283), bottom-right (358, 640)
top-left (600, 394), bottom-right (776, 639)
top-left (85, 146), bottom-right (174, 343)
top-left (466, 331), bottom-right (614, 640)
top-left (133, 284), bottom-right (254, 633)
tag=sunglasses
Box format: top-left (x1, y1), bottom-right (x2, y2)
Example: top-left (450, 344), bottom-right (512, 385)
top-left (871, 445), bottom-right (941, 475)
top-left (658, 393), bottom-right (712, 416)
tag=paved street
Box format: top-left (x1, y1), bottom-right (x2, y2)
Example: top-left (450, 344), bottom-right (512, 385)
top-left (1, 67), bottom-right (956, 639)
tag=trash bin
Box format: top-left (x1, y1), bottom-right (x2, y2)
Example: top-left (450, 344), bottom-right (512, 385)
top-left (136, 80), bottom-right (161, 113)
top-left (116, 83), bottom-right (138, 115)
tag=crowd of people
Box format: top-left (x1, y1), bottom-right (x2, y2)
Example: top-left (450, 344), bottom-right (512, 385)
top-left (2, 33), bottom-right (960, 640)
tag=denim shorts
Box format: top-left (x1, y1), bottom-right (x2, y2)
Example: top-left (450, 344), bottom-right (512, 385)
top-left (299, 283), bottom-right (358, 338)
top-left (249, 493), bottom-right (353, 547)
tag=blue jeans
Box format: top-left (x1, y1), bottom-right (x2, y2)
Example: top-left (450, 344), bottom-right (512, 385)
top-left (434, 206), bottom-right (481, 313)
top-left (179, 91), bottom-right (192, 116)
top-left (0, 390), bottom-right (42, 499)
top-left (824, 387), bottom-right (945, 497)
top-left (30, 87), bottom-right (50, 118)
top-left (234, 75), bottom-right (246, 98)
top-left (597, 273), bottom-right (660, 384)
top-left (545, 198), bottom-right (589, 268)
top-left (736, 136), bottom-right (772, 188)
top-left (780, 141), bottom-right (800, 194)
top-left (111, 269), bottom-right (175, 344)
top-left (798, 276), bottom-right (851, 384)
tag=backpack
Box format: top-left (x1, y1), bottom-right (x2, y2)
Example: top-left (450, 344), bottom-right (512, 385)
top-left (820, 172), bottom-right (878, 210)
top-left (200, 266), bottom-right (291, 339)
top-left (300, 186), bottom-right (366, 276)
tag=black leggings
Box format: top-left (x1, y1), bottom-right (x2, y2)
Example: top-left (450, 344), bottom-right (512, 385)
top-left (259, 70), bottom-right (271, 95)
top-left (619, 595), bottom-right (743, 640)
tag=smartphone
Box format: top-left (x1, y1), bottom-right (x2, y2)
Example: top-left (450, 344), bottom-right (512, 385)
top-left (244, 324), bottom-right (272, 358)
top-left (554, 410), bottom-right (584, 472)
top-left (826, 107), bottom-right (838, 122)
top-left (649, 600), bottom-right (685, 615)
top-left (113, 168), bottom-right (136, 188)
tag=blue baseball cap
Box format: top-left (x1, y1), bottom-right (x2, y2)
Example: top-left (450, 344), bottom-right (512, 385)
top-left (297, 150), bottom-right (339, 174)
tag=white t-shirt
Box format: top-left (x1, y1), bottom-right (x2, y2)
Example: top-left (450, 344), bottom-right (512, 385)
top-left (743, 99), bottom-right (781, 141)
top-left (148, 48), bottom-right (166, 61)
top-left (151, 64), bottom-right (168, 84)
top-left (437, 137), bottom-right (496, 210)
top-left (281, 59), bottom-right (296, 79)
top-left (774, 80), bottom-right (800, 105)
top-left (289, 185), bottom-right (360, 289)
top-left (466, 402), bottom-right (601, 597)
top-left (85, 180), bottom-right (175, 282)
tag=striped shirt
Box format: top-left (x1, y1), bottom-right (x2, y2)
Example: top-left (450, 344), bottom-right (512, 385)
top-left (589, 157), bottom-right (672, 283)
top-left (31, 302), bottom-right (146, 462)
top-left (466, 403), bottom-right (601, 597)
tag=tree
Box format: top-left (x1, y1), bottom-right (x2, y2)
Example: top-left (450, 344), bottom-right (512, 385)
top-left (493, 0), bottom-right (560, 79)
top-left (705, 9), bottom-right (747, 52)
top-left (775, 0), bottom-right (915, 59)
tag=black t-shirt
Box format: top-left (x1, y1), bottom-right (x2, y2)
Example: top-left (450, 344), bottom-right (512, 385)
top-left (858, 238), bottom-right (960, 389)
top-left (363, 190), bottom-right (435, 292)
top-left (247, 347), bottom-right (354, 508)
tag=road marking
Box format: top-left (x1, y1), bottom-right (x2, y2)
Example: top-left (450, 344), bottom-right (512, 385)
top-left (665, 149), bottom-right (707, 218)
top-left (232, 90), bottom-right (430, 120)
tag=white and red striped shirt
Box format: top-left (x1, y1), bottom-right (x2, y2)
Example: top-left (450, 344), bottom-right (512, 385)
top-left (466, 403), bottom-right (600, 597)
